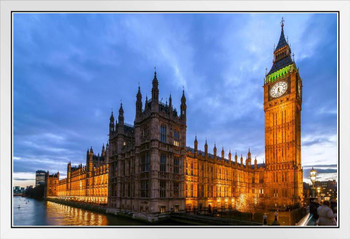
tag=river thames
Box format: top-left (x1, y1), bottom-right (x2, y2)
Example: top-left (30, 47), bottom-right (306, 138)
top-left (13, 196), bottom-right (144, 226)
top-left (13, 196), bottom-right (307, 226)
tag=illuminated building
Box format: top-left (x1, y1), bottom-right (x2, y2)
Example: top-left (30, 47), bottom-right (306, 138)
top-left (107, 70), bottom-right (187, 221)
top-left (106, 20), bottom-right (303, 218)
top-left (314, 180), bottom-right (337, 201)
top-left (45, 172), bottom-right (59, 197)
top-left (46, 146), bottom-right (109, 204)
top-left (45, 20), bottom-right (303, 220)
top-left (263, 18), bottom-right (303, 206)
top-left (184, 145), bottom-right (265, 213)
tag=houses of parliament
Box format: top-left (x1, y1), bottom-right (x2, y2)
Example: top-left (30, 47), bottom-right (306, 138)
top-left (45, 21), bottom-right (304, 221)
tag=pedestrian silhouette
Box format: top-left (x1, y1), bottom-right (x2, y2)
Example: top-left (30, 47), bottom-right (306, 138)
top-left (317, 201), bottom-right (336, 225)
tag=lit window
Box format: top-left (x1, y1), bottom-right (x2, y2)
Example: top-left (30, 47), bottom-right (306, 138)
top-left (173, 130), bottom-right (180, 146)
top-left (160, 206), bottom-right (166, 213)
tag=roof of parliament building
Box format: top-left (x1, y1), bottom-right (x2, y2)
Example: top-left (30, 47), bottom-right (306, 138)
top-left (186, 146), bottom-right (265, 169)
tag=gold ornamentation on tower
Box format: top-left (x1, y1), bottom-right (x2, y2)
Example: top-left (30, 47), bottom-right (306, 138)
top-left (263, 19), bottom-right (303, 207)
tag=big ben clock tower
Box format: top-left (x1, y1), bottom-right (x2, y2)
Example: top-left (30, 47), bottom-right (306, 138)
top-left (264, 19), bottom-right (303, 207)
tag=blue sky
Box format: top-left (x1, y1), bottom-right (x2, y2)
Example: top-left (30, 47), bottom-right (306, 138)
top-left (13, 13), bottom-right (337, 187)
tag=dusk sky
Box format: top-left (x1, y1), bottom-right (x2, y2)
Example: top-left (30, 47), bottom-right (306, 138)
top-left (13, 13), bottom-right (337, 187)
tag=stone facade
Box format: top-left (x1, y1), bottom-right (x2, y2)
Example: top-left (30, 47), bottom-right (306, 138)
top-left (184, 145), bottom-right (266, 213)
top-left (106, 23), bottom-right (303, 218)
top-left (45, 22), bottom-right (303, 221)
top-left (107, 71), bottom-right (187, 221)
top-left (45, 172), bottom-right (59, 197)
top-left (263, 20), bottom-right (303, 207)
top-left (46, 147), bottom-right (109, 204)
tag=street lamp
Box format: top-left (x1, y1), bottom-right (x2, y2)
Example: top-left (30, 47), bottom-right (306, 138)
top-left (310, 167), bottom-right (317, 198)
top-left (317, 187), bottom-right (321, 198)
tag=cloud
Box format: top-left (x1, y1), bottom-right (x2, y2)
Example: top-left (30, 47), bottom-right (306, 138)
top-left (13, 172), bottom-right (35, 181)
top-left (303, 164), bottom-right (337, 168)
top-left (301, 132), bottom-right (337, 166)
top-left (13, 13), bottom-right (338, 188)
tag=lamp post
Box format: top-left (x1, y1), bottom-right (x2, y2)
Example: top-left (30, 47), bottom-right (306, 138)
top-left (310, 167), bottom-right (317, 198)
top-left (317, 187), bottom-right (321, 199)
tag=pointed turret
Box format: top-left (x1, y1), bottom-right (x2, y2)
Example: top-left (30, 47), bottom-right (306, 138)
top-left (109, 111), bottom-right (114, 134)
top-left (102, 144), bottom-right (106, 158)
top-left (194, 136), bottom-right (198, 155)
top-left (228, 150), bottom-right (232, 161)
top-left (67, 162), bottom-right (71, 190)
top-left (118, 103), bottom-right (124, 134)
top-left (235, 152), bottom-right (238, 164)
top-left (240, 154), bottom-right (243, 167)
top-left (169, 94), bottom-right (173, 114)
top-left (246, 148), bottom-right (252, 167)
top-left (118, 103), bottom-right (124, 125)
top-left (275, 17), bottom-right (288, 52)
top-left (213, 144), bottom-right (217, 158)
top-left (204, 139), bottom-right (208, 158)
top-left (67, 161), bottom-right (71, 172)
top-left (254, 157), bottom-right (257, 169)
top-left (88, 146), bottom-right (93, 171)
top-left (145, 95), bottom-right (149, 111)
top-left (86, 148), bottom-right (89, 161)
top-left (266, 17), bottom-right (293, 79)
top-left (221, 147), bottom-right (224, 159)
top-left (180, 89), bottom-right (187, 120)
top-left (136, 86), bottom-right (142, 118)
top-left (151, 68), bottom-right (159, 103)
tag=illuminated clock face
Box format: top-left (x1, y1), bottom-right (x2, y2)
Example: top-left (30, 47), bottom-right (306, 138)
top-left (270, 81), bottom-right (288, 98)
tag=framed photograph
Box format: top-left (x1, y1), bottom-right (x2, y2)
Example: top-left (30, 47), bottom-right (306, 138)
top-left (1, 1), bottom-right (349, 239)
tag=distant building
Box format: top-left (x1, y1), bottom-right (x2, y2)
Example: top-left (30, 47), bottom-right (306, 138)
top-left (13, 186), bottom-right (21, 193)
top-left (315, 180), bottom-right (337, 201)
top-left (13, 186), bottom-right (24, 195)
top-left (45, 171), bottom-right (60, 198)
top-left (45, 147), bottom-right (109, 204)
top-left (35, 170), bottom-right (46, 187)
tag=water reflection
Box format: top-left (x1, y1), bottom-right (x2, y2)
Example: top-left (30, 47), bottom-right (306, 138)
top-left (13, 197), bottom-right (144, 226)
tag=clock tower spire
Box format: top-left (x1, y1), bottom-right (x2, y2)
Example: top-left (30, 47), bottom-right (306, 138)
top-left (263, 18), bottom-right (303, 208)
